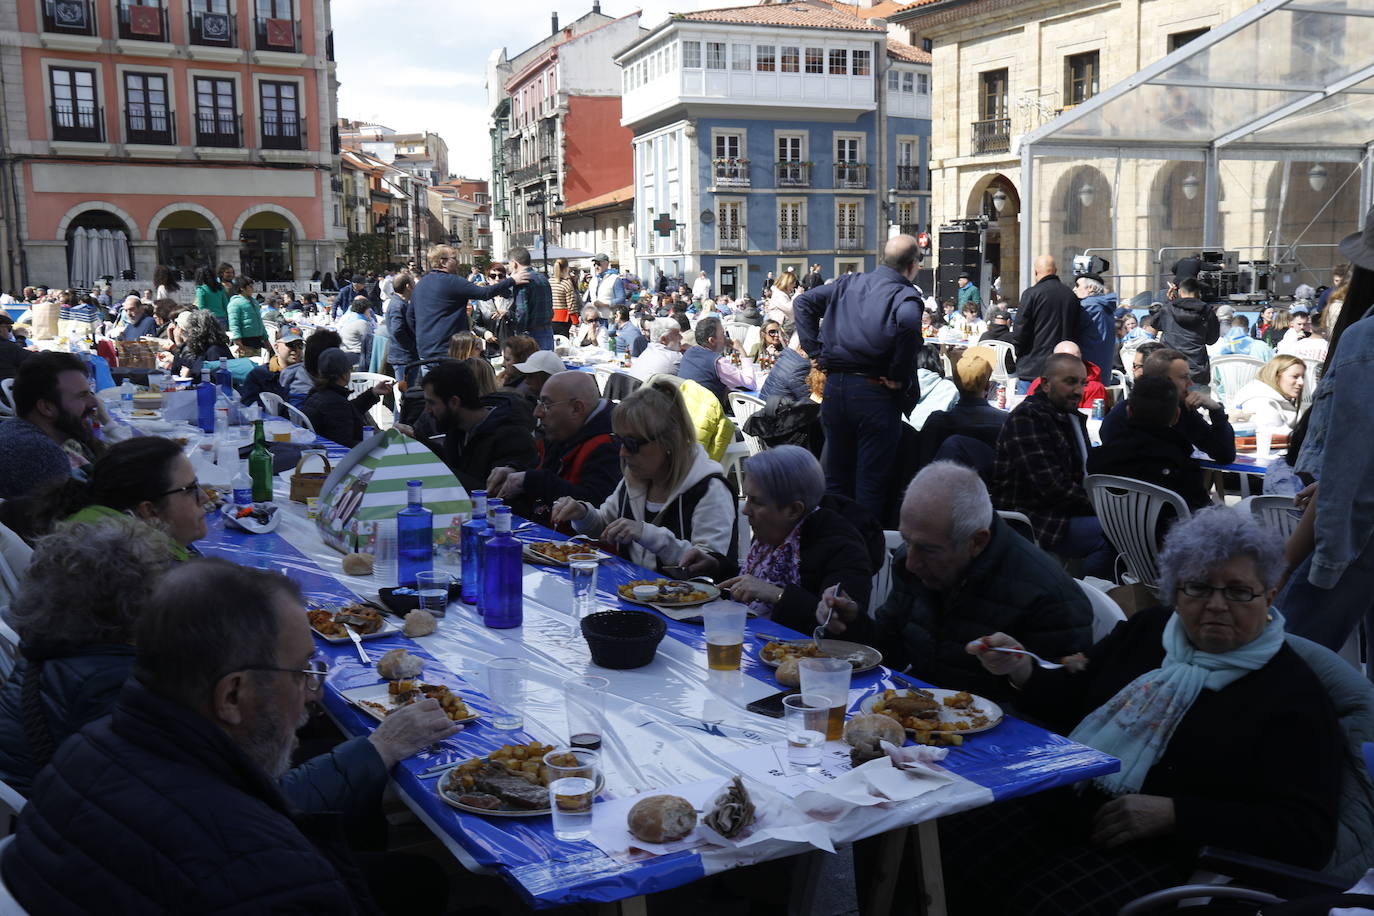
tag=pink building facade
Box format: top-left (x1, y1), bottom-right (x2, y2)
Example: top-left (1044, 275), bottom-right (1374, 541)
top-left (0, 0), bottom-right (340, 291)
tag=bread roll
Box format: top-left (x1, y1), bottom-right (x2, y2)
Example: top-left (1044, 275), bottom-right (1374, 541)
top-left (775, 657), bottom-right (801, 687)
top-left (342, 552), bottom-right (374, 576)
top-left (403, 609), bottom-right (437, 637)
top-left (376, 648), bottom-right (424, 680)
top-left (627, 795), bottom-right (697, 844)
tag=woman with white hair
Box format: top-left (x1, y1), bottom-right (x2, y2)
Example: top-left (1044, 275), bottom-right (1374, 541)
top-left (718, 446), bottom-right (874, 631)
top-left (958, 506), bottom-right (1342, 914)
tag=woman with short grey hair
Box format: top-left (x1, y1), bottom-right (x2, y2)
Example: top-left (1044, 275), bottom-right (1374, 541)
top-left (721, 445), bottom-right (876, 631)
top-left (960, 505), bottom-right (1342, 914)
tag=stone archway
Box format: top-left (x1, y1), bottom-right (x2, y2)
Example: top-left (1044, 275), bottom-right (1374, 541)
top-left (965, 173), bottom-right (1021, 305)
top-left (1046, 164), bottom-right (1113, 277)
top-left (1261, 160), bottom-right (1360, 289)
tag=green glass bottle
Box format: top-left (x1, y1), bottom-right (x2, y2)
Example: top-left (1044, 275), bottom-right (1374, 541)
top-left (249, 419), bottom-right (274, 502)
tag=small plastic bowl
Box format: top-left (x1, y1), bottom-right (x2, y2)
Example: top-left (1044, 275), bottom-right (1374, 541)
top-left (632, 585), bottom-right (660, 601)
top-left (581, 610), bottom-right (667, 669)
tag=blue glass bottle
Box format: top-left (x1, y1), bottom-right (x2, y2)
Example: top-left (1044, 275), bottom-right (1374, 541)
top-left (213, 358), bottom-right (234, 400)
top-left (474, 498), bottom-right (502, 614)
top-left (481, 506), bottom-right (523, 629)
top-left (459, 490), bottom-right (488, 604)
top-left (395, 479), bottom-right (433, 588)
top-left (196, 381), bottom-right (216, 433)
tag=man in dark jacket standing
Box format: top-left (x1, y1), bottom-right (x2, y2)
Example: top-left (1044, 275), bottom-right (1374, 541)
top-left (1156, 277), bottom-right (1220, 385)
top-left (800, 263), bottom-right (824, 291)
top-left (1, 560), bottom-right (458, 914)
top-left (408, 244), bottom-right (528, 361)
top-left (509, 246), bottom-right (554, 351)
top-left (1013, 255), bottom-right (1083, 393)
top-left (794, 236), bottom-right (925, 520)
top-left (830, 461), bottom-right (1092, 704)
top-left (486, 371), bottom-right (619, 530)
top-left (420, 359), bottom-right (537, 492)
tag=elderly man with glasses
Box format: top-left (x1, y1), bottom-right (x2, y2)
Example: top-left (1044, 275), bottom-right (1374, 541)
top-left (486, 369), bottom-right (620, 531)
top-left (408, 244), bottom-right (530, 363)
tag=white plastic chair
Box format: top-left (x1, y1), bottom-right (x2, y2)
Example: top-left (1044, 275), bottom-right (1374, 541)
top-left (348, 372), bottom-right (394, 429)
top-left (0, 834), bottom-right (28, 905)
top-left (0, 378), bottom-right (14, 412)
top-left (553, 334), bottom-right (572, 352)
top-left (997, 510), bottom-right (1037, 544)
top-left (869, 529), bottom-right (905, 616)
top-left (1085, 474), bottom-right (1191, 596)
top-left (592, 364), bottom-right (617, 395)
top-left (1077, 579), bottom-right (1127, 642)
top-left (0, 618), bottom-right (17, 683)
top-left (1241, 494), bottom-right (1301, 540)
top-left (1105, 369), bottom-right (1129, 407)
top-left (1212, 354), bottom-right (1266, 406)
top-left (1300, 357), bottom-right (1322, 413)
top-left (740, 325), bottom-right (762, 356)
top-left (728, 392), bottom-right (766, 456)
top-left (979, 339), bottom-right (1016, 384)
top-left (258, 393), bottom-right (314, 433)
top-left (720, 435), bottom-right (751, 495)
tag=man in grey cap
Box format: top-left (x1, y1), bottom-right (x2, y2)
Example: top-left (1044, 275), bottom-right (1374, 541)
top-left (583, 254), bottom-right (625, 318)
top-left (240, 325), bottom-right (310, 408)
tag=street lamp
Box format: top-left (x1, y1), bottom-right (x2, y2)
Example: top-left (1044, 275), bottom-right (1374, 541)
top-left (1077, 183), bottom-right (1095, 209)
top-left (991, 187), bottom-right (1008, 214)
top-left (1181, 174), bottom-right (1200, 201)
top-left (527, 188), bottom-right (563, 273)
top-left (1308, 163), bottom-right (1328, 192)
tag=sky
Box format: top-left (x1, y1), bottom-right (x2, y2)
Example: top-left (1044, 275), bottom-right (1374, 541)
top-left (331, 0), bottom-right (725, 180)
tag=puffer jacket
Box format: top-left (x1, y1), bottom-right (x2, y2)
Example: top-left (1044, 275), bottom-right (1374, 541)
top-left (1156, 297), bottom-right (1220, 384)
top-left (672, 377), bottom-right (733, 461)
top-left (226, 293), bottom-right (267, 342)
top-left (1, 679), bottom-right (379, 914)
top-left (572, 443), bottom-right (736, 573)
top-left (1077, 291), bottom-right (1119, 373)
top-left (872, 514), bottom-right (1093, 703)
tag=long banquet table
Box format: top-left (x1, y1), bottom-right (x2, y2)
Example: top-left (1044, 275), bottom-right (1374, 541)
top-left (196, 468), bottom-right (1118, 912)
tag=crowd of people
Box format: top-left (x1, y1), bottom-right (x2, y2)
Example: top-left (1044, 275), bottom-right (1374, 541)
top-left (1, 211), bottom-right (1373, 915)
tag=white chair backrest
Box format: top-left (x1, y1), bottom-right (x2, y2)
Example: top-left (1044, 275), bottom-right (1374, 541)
top-left (0, 834), bottom-right (28, 908)
top-left (0, 619), bottom-right (16, 684)
top-left (1078, 579), bottom-right (1127, 642)
top-left (592, 364), bottom-right (616, 395)
top-left (1212, 355), bottom-right (1266, 406)
top-left (980, 339), bottom-right (1016, 383)
top-left (0, 521), bottom-right (29, 650)
top-left (553, 334), bottom-right (572, 352)
top-left (347, 372), bottom-right (394, 429)
top-left (740, 325), bottom-right (762, 355)
top-left (257, 391), bottom-right (286, 419)
top-left (1242, 494), bottom-right (1302, 541)
top-left (997, 510), bottom-right (1037, 545)
top-left (1301, 358), bottom-right (1322, 413)
top-left (869, 530), bottom-right (905, 618)
top-left (0, 378), bottom-right (14, 417)
top-left (1085, 474), bottom-right (1191, 595)
top-left (281, 399), bottom-right (315, 433)
top-left (728, 392), bottom-right (766, 456)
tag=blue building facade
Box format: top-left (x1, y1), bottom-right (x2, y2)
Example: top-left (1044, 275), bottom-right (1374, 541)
top-left (616, 4), bottom-right (932, 299)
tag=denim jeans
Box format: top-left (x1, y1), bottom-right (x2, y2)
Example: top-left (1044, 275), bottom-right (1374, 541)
top-left (1279, 541), bottom-right (1374, 661)
top-left (1059, 515), bottom-right (1116, 581)
top-left (820, 372), bottom-right (903, 521)
top-left (531, 327), bottom-right (555, 351)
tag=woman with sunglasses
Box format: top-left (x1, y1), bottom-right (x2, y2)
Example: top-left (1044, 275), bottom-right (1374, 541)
top-left (472, 264), bottom-right (514, 358)
top-left (550, 377), bottom-right (738, 576)
top-left (1, 437), bottom-right (207, 555)
top-left (571, 303), bottom-right (609, 350)
top-left (748, 320), bottom-right (787, 362)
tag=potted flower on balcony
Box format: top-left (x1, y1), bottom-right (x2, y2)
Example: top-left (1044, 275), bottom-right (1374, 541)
top-left (711, 157), bottom-right (751, 166)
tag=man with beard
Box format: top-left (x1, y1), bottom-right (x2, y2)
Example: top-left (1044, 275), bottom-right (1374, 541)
top-left (1, 560), bottom-right (456, 912)
top-left (0, 352), bottom-right (98, 499)
top-left (420, 359), bottom-right (537, 491)
top-left (239, 325), bottom-right (306, 408)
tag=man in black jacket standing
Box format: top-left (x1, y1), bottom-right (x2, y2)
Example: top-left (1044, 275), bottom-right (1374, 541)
top-left (794, 235), bottom-right (925, 520)
top-left (1013, 255), bottom-right (1083, 393)
top-left (1156, 277), bottom-right (1221, 386)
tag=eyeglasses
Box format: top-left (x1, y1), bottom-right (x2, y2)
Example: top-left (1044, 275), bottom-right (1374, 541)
top-left (611, 433), bottom-right (658, 455)
top-left (535, 397), bottom-right (575, 411)
top-left (155, 479), bottom-right (202, 500)
top-left (240, 656), bottom-right (329, 691)
top-left (1178, 582), bottom-right (1267, 603)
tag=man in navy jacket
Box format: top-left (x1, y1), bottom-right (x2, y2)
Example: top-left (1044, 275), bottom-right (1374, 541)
top-left (408, 244), bottom-right (528, 361)
top-left (793, 235), bottom-right (926, 519)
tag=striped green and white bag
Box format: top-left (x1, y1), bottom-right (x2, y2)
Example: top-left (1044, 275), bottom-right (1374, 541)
top-left (316, 428), bottom-right (471, 554)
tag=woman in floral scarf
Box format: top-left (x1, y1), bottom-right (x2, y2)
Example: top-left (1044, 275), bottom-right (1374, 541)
top-left (719, 446), bottom-right (875, 634)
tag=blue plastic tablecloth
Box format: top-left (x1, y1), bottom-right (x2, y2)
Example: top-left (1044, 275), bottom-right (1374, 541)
top-left (198, 512), bottom-right (1117, 909)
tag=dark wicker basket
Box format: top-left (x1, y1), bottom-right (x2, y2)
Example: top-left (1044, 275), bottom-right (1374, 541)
top-left (580, 610), bottom-right (667, 669)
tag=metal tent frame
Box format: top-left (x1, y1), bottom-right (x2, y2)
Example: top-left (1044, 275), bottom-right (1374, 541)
top-left (1016, 0), bottom-right (1374, 289)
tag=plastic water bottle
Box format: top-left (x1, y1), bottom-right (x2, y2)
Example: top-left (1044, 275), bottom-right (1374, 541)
top-left (481, 506), bottom-right (523, 629)
top-left (213, 358), bottom-right (234, 400)
top-left (362, 425), bottom-right (375, 441)
top-left (395, 479), bottom-right (433, 588)
top-left (459, 490), bottom-right (488, 604)
top-left (119, 381), bottom-right (134, 413)
top-left (196, 381), bottom-right (216, 434)
top-left (232, 461), bottom-right (253, 509)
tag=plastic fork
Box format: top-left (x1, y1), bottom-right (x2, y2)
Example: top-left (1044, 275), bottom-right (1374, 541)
top-left (988, 646), bottom-right (1063, 669)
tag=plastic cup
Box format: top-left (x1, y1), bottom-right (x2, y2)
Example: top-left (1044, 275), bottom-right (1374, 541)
top-left (1256, 427), bottom-right (1273, 458)
top-left (568, 554), bottom-right (600, 619)
top-left (369, 519), bottom-right (397, 581)
top-left (702, 604), bottom-right (747, 670)
top-left (544, 748), bottom-right (599, 840)
top-left (564, 675), bottom-right (609, 751)
top-left (415, 570), bottom-right (452, 619)
top-left (783, 693), bottom-right (829, 771)
top-left (486, 657), bottom-right (528, 730)
top-left (799, 657), bottom-right (852, 740)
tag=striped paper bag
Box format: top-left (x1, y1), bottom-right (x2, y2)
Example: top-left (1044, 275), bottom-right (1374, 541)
top-left (315, 428), bottom-right (471, 554)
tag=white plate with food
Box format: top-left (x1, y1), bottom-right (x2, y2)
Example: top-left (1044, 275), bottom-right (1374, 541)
top-left (757, 638), bottom-right (883, 674)
top-left (306, 604), bottom-right (400, 643)
top-left (221, 502), bottom-right (282, 534)
top-left (341, 681), bottom-right (479, 725)
top-left (615, 578), bottom-right (720, 608)
top-left (436, 742), bottom-right (604, 817)
top-left (860, 687), bottom-right (1003, 737)
top-left (522, 541), bottom-right (612, 566)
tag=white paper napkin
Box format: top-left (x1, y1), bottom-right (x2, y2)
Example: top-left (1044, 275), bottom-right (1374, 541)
top-left (792, 755), bottom-right (954, 822)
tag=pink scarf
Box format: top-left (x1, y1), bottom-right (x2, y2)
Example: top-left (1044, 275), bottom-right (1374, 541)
top-left (741, 510), bottom-right (812, 618)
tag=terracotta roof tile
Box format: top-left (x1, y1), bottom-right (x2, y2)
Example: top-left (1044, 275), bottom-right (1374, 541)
top-left (886, 37), bottom-right (930, 63)
top-left (675, 0), bottom-right (883, 32)
top-left (556, 184), bottom-right (635, 215)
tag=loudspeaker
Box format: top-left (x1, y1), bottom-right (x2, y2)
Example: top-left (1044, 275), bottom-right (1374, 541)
top-left (939, 229), bottom-right (979, 256)
top-left (937, 265), bottom-right (971, 304)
